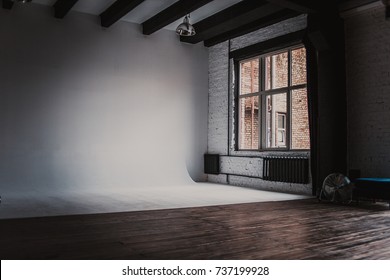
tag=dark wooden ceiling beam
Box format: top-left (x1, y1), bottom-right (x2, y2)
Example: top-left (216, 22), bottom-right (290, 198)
top-left (100, 0), bottom-right (146, 28)
top-left (385, 0), bottom-right (390, 19)
top-left (338, 0), bottom-right (378, 12)
top-left (181, 0), bottom-right (289, 45)
top-left (142, 0), bottom-right (214, 35)
top-left (203, 9), bottom-right (300, 47)
top-left (2, 0), bottom-right (14, 9)
top-left (266, 0), bottom-right (319, 13)
top-left (53, 0), bottom-right (79, 19)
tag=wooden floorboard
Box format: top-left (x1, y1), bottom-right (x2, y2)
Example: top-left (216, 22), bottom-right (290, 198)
top-left (1, 199), bottom-right (390, 259)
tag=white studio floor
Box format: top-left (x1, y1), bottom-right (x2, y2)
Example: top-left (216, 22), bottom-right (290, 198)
top-left (0, 183), bottom-right (310, 219)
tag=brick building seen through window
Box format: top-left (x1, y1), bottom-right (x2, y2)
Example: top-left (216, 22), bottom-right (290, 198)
top-left (237, 46), bottom-right (310, 150)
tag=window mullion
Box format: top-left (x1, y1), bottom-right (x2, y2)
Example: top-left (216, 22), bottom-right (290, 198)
top-left (239, 92), bottom-right (260, 98)
top-left (260, 88), bottom-right (289, 95)
top-left (270, 55), bottom-right (273, 91)
top-left (290, 84), bottom-right (307, 91)
top-left (259, 57), bottom-right (264, 150)
top-left (287, 50), bottom-right (292, 150)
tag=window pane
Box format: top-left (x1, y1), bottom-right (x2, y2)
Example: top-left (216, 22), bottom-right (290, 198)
top-left (292, 47), bottom-right (307, 86)
top-left (278, 114), bottom-right (286, 129)
top-left (292, 88), bottom-right (310, 149)
top-left (239, 96), bottom-right (259, 149)
top-left (265, 56), bottom-right (271, 90)
top-left (271, 52), bottom-right (288, 89)
top-left (240, 58), bottom-right (259, 95)
top-left (265, 93), bottom-right (287, 148)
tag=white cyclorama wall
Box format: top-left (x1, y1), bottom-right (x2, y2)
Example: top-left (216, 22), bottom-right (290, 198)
top-left (0, 4), bottom-right (208, 194)
top-left (344, 4), bottom-right (390, 177)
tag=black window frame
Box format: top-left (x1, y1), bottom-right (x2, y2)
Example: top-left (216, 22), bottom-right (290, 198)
top-left (235, 44), bottom-right (309, 152)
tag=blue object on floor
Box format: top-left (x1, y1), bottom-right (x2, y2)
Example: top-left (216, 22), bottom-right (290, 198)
top-left (356, 178), bottom-right (390, 183)
top-left (353, 178), bottom-right (390, 209)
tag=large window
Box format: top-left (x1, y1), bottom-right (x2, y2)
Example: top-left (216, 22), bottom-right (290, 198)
top-left (237, 46), bottom-right (310, 150)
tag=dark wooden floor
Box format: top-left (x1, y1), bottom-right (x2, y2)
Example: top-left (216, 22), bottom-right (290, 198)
top-left (1, 199), bottom-right (390, 260)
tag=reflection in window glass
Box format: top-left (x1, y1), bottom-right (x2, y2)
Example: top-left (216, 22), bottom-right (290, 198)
top-left (239, 96), bottom-right (259, 150)
top-left (277, 113), bottom-right (287, 147)
top-left (265, 93), bottom-right (287, 148)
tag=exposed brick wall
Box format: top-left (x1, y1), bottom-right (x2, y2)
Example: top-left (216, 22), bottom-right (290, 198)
top-left (207, 15), bottom-right (311, 195)
top-left (241, 60), bottom-right (259, 94)
top-left (241, 98), bottom-right (259, 149)
top-left (345, 4), bottom-right (390, 177)
top-left (240, 60), bottom-right (259, 149)
top-left (291, 48), bottom-right (310, 149)
top-left (292, 88), bottom-right (310, 149)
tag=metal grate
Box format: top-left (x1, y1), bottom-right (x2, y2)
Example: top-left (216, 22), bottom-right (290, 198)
top-left (263, 156), bottom-right (309, 184)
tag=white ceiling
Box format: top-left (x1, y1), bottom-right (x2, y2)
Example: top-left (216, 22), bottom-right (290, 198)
top-left (32, 0), bottom-right (243, 31)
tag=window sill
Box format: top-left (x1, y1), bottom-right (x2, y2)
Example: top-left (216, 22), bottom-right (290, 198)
top-left (228, 149), bottom-right (310, 158)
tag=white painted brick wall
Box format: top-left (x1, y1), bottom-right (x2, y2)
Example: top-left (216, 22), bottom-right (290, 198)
top-left (220, 157), bottom-right (263, 177)
top-left (207, 16), bottom-right (311, 195)
top-left (228, 176), bottom-right (311, 195)
top-left (230, 15), bottom-right (307, 51)
top-left (208, 42), bottom-right (229, 183)
top-left (208, 41), bottom-right (229, 155)
top-left (345, 5), bottom-right (390, 177)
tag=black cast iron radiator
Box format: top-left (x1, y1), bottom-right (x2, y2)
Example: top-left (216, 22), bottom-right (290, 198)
top-left (263, 156), bottom-right (309, 184)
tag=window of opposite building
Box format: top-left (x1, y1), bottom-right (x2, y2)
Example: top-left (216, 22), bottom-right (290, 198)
top-left (237, 45), bottom-right (310, 151)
